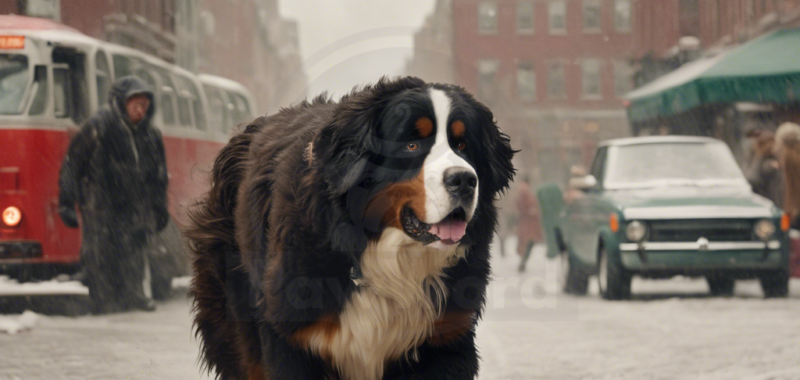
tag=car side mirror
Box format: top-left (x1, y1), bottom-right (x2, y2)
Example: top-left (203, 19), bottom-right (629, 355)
top-left (569, 175), bottom-right (597, 191)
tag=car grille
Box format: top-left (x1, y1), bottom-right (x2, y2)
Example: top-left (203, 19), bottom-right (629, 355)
top-left (648, 220), bottom-right (755, 242)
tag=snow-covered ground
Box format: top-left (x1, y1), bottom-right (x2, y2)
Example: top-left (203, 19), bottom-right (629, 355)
top-left (0, 240), bottom-right (799, 379)
top-left (476, 240), bottom-right (800, 380)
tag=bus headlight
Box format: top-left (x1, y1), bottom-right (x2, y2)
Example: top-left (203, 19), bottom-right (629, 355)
top-left (754, 219), bottom-right (776, 241)
top-left (2, 206), bottom-right (22, 227)
top-left (625, 220), bottom-right (647, 242)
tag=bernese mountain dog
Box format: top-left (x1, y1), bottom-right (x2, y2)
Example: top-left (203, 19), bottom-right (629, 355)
top-left (188, 76), bottom-right (515, 380)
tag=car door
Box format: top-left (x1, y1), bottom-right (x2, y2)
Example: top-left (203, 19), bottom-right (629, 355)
top-left (569, 147), bottom-right (608, 265)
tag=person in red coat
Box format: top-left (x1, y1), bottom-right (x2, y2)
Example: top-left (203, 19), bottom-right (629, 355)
top-left (516, 178), bottom-right (543, 272)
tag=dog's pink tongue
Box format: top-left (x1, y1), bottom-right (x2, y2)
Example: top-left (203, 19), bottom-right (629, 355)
top-left (429, 218), bottom-right (467, 242)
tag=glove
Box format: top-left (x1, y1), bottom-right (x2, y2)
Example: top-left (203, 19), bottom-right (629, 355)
top-left (59, 207), bottom-right (80, 228)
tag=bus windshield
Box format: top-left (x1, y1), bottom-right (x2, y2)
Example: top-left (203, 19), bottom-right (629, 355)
top-left (0, 53), bottom-right (30, 115)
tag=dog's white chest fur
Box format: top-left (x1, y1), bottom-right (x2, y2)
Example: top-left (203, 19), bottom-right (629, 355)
top-left (301, 228), bottom-right (462, 380)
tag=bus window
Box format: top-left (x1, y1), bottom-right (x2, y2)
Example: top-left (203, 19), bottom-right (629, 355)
top-left (95, 51), bottom-right (111, 107)
top-left (0, 54), bottom-right (30, 115)
top-left (52, 47), bottom-right (89, 123)
top-left (53, 66), bottom-right (71, 118)
top-left (153, 67), bottom-right (177, 126)
top-left (28, 65), bottom-right (47, 116)
top-left (174, 73), bottom-right (206, 131)
top-left (228, 91), bottom-right (252, 125)
top-left (203, 85), bottom-right (228, 133)
top-left (113, 54), bottom-right (134, 78)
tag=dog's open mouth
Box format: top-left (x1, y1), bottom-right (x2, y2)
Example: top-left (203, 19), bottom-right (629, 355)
top-left (401, 206), bottom-right (468, 246)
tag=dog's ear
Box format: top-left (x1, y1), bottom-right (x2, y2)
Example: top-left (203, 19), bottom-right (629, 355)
top-left (311, 110), bottom-right (375, 197)
top-left (312, 76), bottom-right (427, 196)
top-left (475, 104), bottom-right (516, 195)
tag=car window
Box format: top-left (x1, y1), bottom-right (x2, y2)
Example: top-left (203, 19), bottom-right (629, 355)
top-left (589, 147), bottom-right (607, 185)
top-left (605, 143), bottom-right (746, 189)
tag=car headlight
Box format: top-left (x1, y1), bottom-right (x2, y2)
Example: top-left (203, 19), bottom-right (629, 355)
top-left (625, 220), bottom-right (647, 242)
top-left (754, 219), bottom-right (776, 240)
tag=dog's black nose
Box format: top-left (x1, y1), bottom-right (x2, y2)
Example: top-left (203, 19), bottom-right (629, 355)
top-left (444, 167), bottom-right (477, 198)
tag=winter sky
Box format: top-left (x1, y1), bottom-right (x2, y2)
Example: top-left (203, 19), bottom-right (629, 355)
top-left (278, 0), bottom-right (436, 99)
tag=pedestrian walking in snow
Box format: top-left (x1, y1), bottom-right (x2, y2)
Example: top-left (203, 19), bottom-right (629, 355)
top-left (58, 76), bottom-right (169, 314)
top-left (516, 178), bottom-right (543, 273)
top-left (776, 122), bottom-right (800, 226)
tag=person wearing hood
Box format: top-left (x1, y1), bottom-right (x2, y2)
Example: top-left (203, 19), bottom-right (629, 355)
top-left (58, 76), bottom-right (169, 313)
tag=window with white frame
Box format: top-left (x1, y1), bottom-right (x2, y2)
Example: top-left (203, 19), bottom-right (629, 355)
top-left (582, 59), bottom-right (602, 98)
top-left (614, 0), bottom-right (632, 31)
top-left (517, 1), bottom-right (535, 33)
top-left (549, 0), bottom-right (567, 34)
top-left (478, 2), bottom-right (498, 34)
top-left (614, 60), bottom-right (633, 96)
top-left (547, 61), bottom-right (566, 98)
top-left (517, 62), bottom-right (536, 101)
top-left (583, 0), bottom-right (602, 32)
top-left (477, 59), bottom-right (500, 101)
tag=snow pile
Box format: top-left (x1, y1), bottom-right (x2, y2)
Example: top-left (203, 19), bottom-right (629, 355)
top-left (0, 275), bottom-right (88, 297)
top-left (0, 310), bottom-right (37, 335)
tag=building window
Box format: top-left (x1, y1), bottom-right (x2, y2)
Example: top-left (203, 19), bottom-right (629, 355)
top-left (517, 1), bottom-right (535, 33)
top-left (583, 0), bottom-right (602, 32)
top-left (478, 2), bottom-right (498, 34)
top-left (614, 61), bottom-right (633, 96)
top-left (477, 59), bottom-right (500, 101)
top-left (582, 59), bottom-right (602, 98)
top-left (517, 62), bottom-right (536, 101)
top-left (549, 0), bottom-right (567, 34)
top-left (547, 61), bottom-right (566, 99)
top-left (614, 0), bottom-right (632, 31)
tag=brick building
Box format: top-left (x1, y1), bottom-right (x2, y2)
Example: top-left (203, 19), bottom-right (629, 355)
top-left (1, 0), bottom-right (306, 112)
top-left (446, 0), bottom-right (641, 185)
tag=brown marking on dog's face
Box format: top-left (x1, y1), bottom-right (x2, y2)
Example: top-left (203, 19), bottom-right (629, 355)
top-left (427, 310), bottom-right (476, 347)
top-left (292, 314), bottom-right (341, 360)
top-left (362, 169), bottom-right (426, 230)
top-left (416, 116), bottom-right (434, 138)
top-left (451, 120), bottom-right (465, 139)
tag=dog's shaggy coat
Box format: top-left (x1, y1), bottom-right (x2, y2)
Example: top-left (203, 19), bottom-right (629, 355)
top-left (189, 77), bottom-right (514, 380)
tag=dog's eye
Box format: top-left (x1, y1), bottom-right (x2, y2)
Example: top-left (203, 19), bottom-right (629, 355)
top-left (456, 141), bottom-right (466, 151)
top-left (406, 142), bottom-right (419, 151)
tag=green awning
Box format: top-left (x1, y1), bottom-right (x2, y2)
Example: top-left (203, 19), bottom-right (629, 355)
top-left (626, 29), bottom-right (800, 122)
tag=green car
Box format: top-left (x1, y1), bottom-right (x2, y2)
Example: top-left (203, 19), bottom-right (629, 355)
top-left (538, 136), bottom-right (790, 300)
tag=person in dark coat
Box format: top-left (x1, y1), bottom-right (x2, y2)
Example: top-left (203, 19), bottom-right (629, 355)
top-left (58, 76), bottom-right (169, 314)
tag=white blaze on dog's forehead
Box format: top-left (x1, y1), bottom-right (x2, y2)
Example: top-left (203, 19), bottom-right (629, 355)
top-left (422, 88), bottom-right (478, 225)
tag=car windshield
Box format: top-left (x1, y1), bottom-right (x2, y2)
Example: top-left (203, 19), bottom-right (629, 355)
top-left (604, 142), bottom-right (747, 189)
top-left (0, 53), bottom-right (30, 115)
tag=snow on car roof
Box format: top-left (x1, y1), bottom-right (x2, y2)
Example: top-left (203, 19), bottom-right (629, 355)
top-left (600, 135), bottom-right (721, 147)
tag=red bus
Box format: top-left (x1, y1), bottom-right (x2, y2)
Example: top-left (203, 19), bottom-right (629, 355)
top-left (0, 16), bottom-right (255, 286)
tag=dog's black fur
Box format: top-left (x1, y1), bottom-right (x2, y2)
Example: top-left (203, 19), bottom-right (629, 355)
top-left (188, 77), bottom-right (515, 380)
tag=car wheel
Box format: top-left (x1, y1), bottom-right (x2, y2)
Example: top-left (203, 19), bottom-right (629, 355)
top-left (760, 271), bottom-right (789, 298)
top-left (558, 251), bottom-right (588, 295)
top-left (706, 276), bottom-right (735, 297)
top-left (598, 247), bottom-right (631, 300)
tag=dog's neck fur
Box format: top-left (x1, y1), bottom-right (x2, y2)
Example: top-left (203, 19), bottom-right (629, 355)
top-left (302, 228), bottom-right (465, 380)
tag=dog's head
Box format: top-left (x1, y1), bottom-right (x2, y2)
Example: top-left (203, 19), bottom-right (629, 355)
top-left (312, 77), bottom-right (514, 253)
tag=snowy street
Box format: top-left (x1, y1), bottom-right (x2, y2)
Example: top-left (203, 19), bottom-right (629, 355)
top-left (1, 245), bottom-right (799, 380)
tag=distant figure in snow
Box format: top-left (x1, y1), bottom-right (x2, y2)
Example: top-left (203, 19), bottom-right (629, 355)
top-left (58, 76), bottom-right (169, 314)
top-left (516, 177), bottom-right (543, 273)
